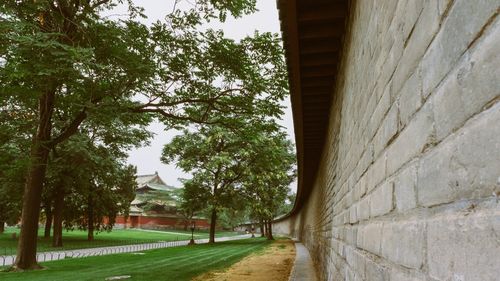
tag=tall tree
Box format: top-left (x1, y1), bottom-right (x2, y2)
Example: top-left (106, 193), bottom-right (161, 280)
top-left (162, 122), bottom-right (292, 242)
top-left (243, 131), bottom-right (295, 240)
top-left (46, 120), bottom-right (145, 244)
top-left (0, 0), bottom-right (286, 269)
top-left (162, 125), bottom-right (255, 243)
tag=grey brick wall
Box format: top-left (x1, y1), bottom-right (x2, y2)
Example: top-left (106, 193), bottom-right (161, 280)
top-left (273, 1), bottom-right (500, 280)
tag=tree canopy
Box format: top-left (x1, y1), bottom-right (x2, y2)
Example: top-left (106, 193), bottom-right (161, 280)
top-left (162, 122), bottom-right (295, 242)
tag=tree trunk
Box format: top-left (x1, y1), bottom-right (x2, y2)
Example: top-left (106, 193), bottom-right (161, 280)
top-left (0, 222), bottom-right (5, 233)
top-left (87, 194), bottom-right (94, 241)
top-left (52, 184), bottom-right (64, 247)
top-left (208, 208), bottom-right (217, 244)
top-left (15, 88), bottom-right (55, 270)
top-left (209, 183), bottom-right (218, 244)
top-left (267, 221), bottom-right (274, 240)
top-left (87, 222), bottom-right (94, 241)
top-left (259, 220), bottom-right (265, 237)
top-left (43, 205), bottom-right (52, 239)
top-left (263, 220), bottom-right (268, 237)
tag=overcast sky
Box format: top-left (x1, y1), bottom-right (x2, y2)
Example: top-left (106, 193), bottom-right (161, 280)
top-left (117, 0), bottom-right (296, 190)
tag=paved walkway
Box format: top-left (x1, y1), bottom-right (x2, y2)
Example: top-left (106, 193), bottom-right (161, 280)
top-left (289, 241), bottom-right (318, 281)
top-left (0, 234), bottom-right (251, 267)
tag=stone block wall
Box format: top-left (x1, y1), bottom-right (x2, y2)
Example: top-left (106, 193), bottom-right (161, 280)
top-left (274, 1), bottom-right (500, 280)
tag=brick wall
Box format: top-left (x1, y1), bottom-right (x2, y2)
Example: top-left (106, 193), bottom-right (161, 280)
top-left (274, 1), bottom-right (499, 280)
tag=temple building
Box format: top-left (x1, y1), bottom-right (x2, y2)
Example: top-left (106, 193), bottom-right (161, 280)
top-left (115, 172), bottom-right (209, 230)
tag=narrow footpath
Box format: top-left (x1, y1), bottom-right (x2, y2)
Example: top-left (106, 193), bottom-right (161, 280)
top-left (288, 241), bottom-right (318, 281)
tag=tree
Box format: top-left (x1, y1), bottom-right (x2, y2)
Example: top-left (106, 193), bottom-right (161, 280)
top-left (0, 162), bottom-right (26, 233)
top-left (278, 192), bottom-right (296, 216)
top-left (1, 0), bottom-right (287, 269)
top-left (243, 131), bottom-right (295, 240)
top-left (217, 193), bottom-right (249, 231)
top-left (46, 127), bottom-right (142, 243)
top-left (162, 122), bottom-right (293, 242)
top-left (177, 179), bottom-right (210, 230)
top-left (0, 103), bottom-right (32, 233)
top-left (50, 143), bottom-right (137, 242)
top-left (162, 124), bottom-right (259, 243)
top-left (42, 96), bottom-right (149, 246)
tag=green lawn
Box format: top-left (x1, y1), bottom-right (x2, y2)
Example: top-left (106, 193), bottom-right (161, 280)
top-left (0, 238), bottom-right (270, 281)
top-left (0, 228), bottom-right (240, 255)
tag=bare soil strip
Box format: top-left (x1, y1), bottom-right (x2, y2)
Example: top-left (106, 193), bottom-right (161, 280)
top-left (192, 238), bottom-right (296, 281)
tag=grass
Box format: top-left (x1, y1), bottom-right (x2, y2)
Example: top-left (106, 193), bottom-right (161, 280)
top-left (0, 238), bottom-right (271, 281)
top-left (0, 227), bottom-right (240, 255)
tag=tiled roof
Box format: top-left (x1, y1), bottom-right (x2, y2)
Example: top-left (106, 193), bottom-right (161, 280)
top-left (138, 183), bottom-right (175, 192)
top-left (129, 205), bottom-right (143, 214)
top-left (136, 173), bottom-right (163, 185)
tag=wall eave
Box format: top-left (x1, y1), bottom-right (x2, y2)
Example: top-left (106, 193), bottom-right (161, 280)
top-left (276, 0), bottom-right (349, 221)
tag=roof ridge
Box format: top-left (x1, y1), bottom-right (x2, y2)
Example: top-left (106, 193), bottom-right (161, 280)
top-left (137, 174), bottom-right (157, 177)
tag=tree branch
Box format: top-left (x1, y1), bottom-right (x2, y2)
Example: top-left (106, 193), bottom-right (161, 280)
top-left (48, 109), bottom-right (87, 148)
top-left (90, 0), bottom-right (110, 9)
top-left (133, 88), bottom-right (245, 110)
top-left (130, 107), bottom-right (222, 125)
top-left (134, 98), bottom-right (213, 109)
top-left (48, 96), bottom-right (104, 148)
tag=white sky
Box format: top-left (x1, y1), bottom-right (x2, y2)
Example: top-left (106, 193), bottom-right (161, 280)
top-left (119, 0), bottom-right (297, 191)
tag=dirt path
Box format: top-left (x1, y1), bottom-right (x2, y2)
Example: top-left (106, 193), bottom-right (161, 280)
top-left (192, 238), bottom-right (296, 281)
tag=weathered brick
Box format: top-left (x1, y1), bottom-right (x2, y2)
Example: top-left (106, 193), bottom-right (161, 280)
top-left (373, 104), bottom-right (399, 158)
top-left (353, 177), bottom-right (365, 202)
top-left (400, 0), bottom-right (424, 42)
top-left (394, 162), bottom-right (418, 212)
top-left (418, 102), bottom-right (500, 207)
top-left (345, 226), bottom-right (357, 246)
top-left (357, 197), bottom-right (370, 221)
top-left (397, 68), bottom-right (423, 128)
top-left (421, 0), bottom-right (498, 95)
top-left (381, 221), bottom-right (425, 269)
top-left (432, 17), bottom-right (500, 141)
top-left (390, 268), bottom-right (426, 281)
top-left (370, 181), bottom-right (394, 217)
top-left (365, 257), bottom-right (390, 281)
top-left (352, 249), bottom-right (367, 280)
top-left (368, 84), bottom-right (391, 141)
top-left (386, 102), bottom-right (435, 176)
top-left (427, 210), bottom-right (500, 281)
top-left (391, 0), bottom-right (440, 97)
top-left (354, 144), bottom-right (374, 183)
top-left (349, 205), bottom-right (358, 224)
top-left (378, 25), bottom-right (404, 94)
top-left (346, 266), bottom-right (355, 281)
top-left (358, 222), bottom-right (383, 255)
top-left (366, 154), bottom-right (387, 193)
